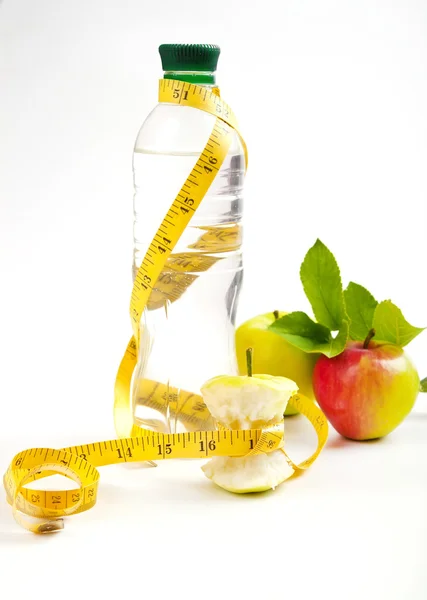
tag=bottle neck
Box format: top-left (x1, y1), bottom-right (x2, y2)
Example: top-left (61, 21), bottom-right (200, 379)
top-left (163, 71), bottom-right (216, 86)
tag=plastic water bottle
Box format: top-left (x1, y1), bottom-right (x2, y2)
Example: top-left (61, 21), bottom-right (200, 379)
top-left (132, 44), bottom-right (245, 433)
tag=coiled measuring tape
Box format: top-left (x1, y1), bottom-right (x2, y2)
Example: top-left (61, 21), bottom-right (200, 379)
top-left (3, 80), bottom-right (329, 534)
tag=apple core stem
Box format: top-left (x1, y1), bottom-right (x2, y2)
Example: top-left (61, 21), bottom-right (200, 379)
top-left (363, 328), bottom-right (376, 349)
top-left (246, 347), bottom-right (253, 377)
top-left (273, 310), bottom-right (280, 320)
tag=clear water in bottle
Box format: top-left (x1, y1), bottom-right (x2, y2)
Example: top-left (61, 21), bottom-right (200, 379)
top-left (132, 44), bottom-right (245, 433)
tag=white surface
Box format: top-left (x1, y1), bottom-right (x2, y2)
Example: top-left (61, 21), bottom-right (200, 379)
top-left (1, 414), bottom-right (427, 599)
top-left (0, 0), bottom-right (426, 598)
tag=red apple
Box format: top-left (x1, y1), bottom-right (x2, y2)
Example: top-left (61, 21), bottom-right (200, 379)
top-left (313, 340), bottom-right (420, 440)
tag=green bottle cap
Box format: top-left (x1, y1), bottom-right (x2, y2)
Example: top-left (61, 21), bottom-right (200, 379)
top-left (159, 44), bottom-right (220, 85)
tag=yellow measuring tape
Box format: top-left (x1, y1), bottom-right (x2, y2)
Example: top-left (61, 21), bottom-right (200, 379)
top-left (3, 80), bottom-right (329, 534)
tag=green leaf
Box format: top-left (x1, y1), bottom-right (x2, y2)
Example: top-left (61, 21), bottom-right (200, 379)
top-left (328, 319), bottom-right (350, 356)
top-left (344, 282), bottom-right (378, 340)
top-left (300, 239), bottom-right (345, 331)
top-left (269, 312), bottom-right (330, 350)
top-left (372, 300), bottom-right (425, 347)
top-left (269, 311), bottom-right (349, 358)
top-left (420, 377), bottom-right (427, 393)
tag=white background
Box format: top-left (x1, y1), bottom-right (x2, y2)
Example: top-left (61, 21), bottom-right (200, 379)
top-left (0, 0), bottom-right (426, 598)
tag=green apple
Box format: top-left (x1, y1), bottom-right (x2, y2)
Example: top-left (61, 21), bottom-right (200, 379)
top-left (236, 311), bottom-right (319, 415)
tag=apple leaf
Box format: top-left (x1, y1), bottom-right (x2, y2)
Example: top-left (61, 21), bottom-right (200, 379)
top-left (372, 301), bottom-right (425, 347)
top-left (328, 319), bottom-right (350, 356)
top-left (420, 378), bottom-right (427, 393)
top-left (344, 282), bottom-right (378, 341)
top-left (269, 311), bottom-right (349, 358)
top-left (300, 239), bottom-right (346, 331)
